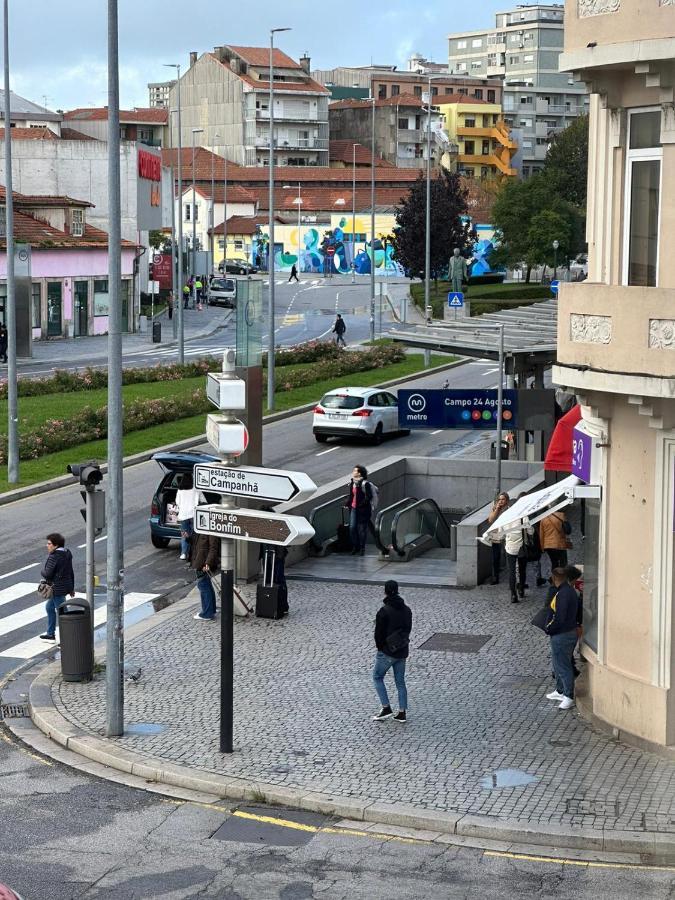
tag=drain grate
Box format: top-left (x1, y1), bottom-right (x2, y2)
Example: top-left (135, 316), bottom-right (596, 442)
top-left (1, 703), bottom-right (29, 719)
top-left (419, 632), bottom-right (492, 654)
top-left (566, 797), bottom-right (621, 817)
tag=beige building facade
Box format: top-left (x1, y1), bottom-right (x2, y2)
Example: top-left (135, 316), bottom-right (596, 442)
top-left (554, 0), bottom-right (675, 749)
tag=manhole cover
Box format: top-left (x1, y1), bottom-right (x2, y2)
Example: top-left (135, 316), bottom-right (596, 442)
top-left (125, 722), bottom-right (167, 735)
top-left (566, 798), bottom-right (621, 817)
top-left (480, 768), bottom-right (539, 789)
top-left (0, 703), bottom-right (29, 719)
top-left (419, 633), bottom-right (492, 654)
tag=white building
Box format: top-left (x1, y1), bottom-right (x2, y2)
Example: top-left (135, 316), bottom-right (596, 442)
top-left (0, 90), bottom-right (62, 134)
top-left (148, 80), bottom-right (175, 109)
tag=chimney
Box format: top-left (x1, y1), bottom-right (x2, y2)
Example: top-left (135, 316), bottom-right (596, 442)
top-left (189, 51), bottom-right (198, 68)
top-left (299, 53), bottom-right (311, 74)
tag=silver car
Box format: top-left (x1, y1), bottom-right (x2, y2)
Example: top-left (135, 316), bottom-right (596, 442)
top-left (208, 276), bottom-right (237, 308)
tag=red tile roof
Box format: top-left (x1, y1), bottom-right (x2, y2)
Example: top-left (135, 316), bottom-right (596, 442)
top-left (1, 210), bottom-right (134, 249)
top-left (225, 45), bottom-right (301, 70)
top-left (330, 95), bottom-right (428, 110)
top-left (209, 52), bottom-right (328, 95)
top-left (60, 127), bottom-right (99, 141)
top-left (180, 183), bottom-right (257, 204)
top-left (0, 186), bottom-right (92, 207)
top-left (64, 107), bottom-right (168, 124)
top-left (329, 140), bottom-right (394, 167)
top-left (211, 214), bottom-right (286, 236)
top-left (0, 126), bottom-right (59, 140)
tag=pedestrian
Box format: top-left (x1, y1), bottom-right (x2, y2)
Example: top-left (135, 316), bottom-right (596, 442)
top-left (167, 292), bottom-right (174, 321)
top-left (288, 263), bottom-right (299, 283)
top-left (175, 472), bottom-right (197, 561)
top-left (372, 580), bottom-right (413, 723)
top-left (183, 284), bottom-right (190, 309)
top-left (345, 465), bottom-right (374, 556)
top-left (539, 509), bottom-right (570, 571)
top-left (486, 491), bottom-right (509, 585)
top-left (504, 516), bottom-right (534, 603)
top-left (543, 567), bottom-right (580, 710)
top-left (190, 531), bottom-right (219, 620)
top-left (0, 324), bottom-right (7, 363)
top-left (194, 277), bottom-right (203, 310)
top-left (39, 533), bottom-right (75, 641)
top-left (565, 564), bottom-right (583, 678)
top-left (332, 313), bottom-right (346, 347)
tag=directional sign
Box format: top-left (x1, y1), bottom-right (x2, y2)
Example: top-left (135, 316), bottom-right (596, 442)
top-left (550, 280), bottom-right (560, 296)
top-left (398, 388), bottom-right (518, 429)
top-left (193, 505), bottom-right (315, 546)
top-left (447, 292), bottom-right (464, 308)
top-left (194, 463), bottom-right (316, 503)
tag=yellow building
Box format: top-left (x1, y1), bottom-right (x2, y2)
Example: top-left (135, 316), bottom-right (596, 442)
top-left (437, 94), bottom-right (517, 179)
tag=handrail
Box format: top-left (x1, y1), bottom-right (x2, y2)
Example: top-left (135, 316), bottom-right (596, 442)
top-left (391, 498), bottom-right (452, 557)
top-left (374, 497), bottom-right (417, 554)
top-left (309, 494), bottom-right (346, 550)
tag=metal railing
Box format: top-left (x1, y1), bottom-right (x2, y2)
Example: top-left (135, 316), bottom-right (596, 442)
top-left (391, 499), bottom-right (452, 558)
top-left (309, 495), bottom-right (346, 553)
top-left (374, 498), bottom-right (418, 554)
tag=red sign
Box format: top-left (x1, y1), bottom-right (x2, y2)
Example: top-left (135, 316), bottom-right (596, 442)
top-left (153, 253), bottom-right (174, 290)
top-left (325, 246), bottom-right (336, 256)
top-left (138, 148), bottom-right (161, 182)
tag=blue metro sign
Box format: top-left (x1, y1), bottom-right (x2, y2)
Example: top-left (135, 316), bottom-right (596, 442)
top-left (398, 389), bottom-right (518, 430)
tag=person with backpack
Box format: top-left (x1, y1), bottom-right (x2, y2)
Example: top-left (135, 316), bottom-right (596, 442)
top-left (332, 313), bottom-right (347, 347)
top-left (345, 465), bottom-right (377, 556)
top-left (372, 580), bottom-right (413, 723)
top-left (539, 510), bottom-right (570, 570)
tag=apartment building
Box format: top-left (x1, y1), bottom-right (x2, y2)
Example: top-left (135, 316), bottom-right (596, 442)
top-left (168, 46), bottom-right (329, 167)
top-left (448, 3), bottom-right (588, 176)
top-left (437, 94), bottom-right (517, 178)
top-left (63, 107), bottom-right (168, 147)
top-left (148, 80), bottom-right (175, 109)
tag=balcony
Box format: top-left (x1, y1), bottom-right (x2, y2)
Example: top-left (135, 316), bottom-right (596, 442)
top-left (556, 283), bottom-right (675, 397)
top-left (457, 121), bottom-right (517, 149)
top-left (250, 109), bottom-right (323, 122)
top-left (487, 64), bottom-right (506, 77)
top-left (249, 136), bottom-right (329, 150)
top-left (459, 152), bottom-right (516, 177)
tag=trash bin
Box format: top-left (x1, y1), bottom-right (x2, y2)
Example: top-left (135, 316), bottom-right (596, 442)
top-left (57, 599), bottom-right (93, 682)
top-left (152, 320), bottom-right (161, 343)
top-left (490, 439), bottom-right (510, 460)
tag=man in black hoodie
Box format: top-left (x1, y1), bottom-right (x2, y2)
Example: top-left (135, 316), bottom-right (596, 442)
top-left (372, 580), bottom-right (413, 723)
top-left (39, 532), bottom-right (75, 641)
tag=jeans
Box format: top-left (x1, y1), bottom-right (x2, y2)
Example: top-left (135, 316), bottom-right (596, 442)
top-left (335, 333), bottom-right (346, 347)
top-left (349, 509), bottom-right (368, 552)
top-left (45, 594), bottom-right (67, 637)
top-left (550, 631), bottom-right (578, 699)
top-left (546, 548), bottom-right (568, 571)
top-left (196, 572), bottom-right (216, 619)
top-left (506, 552), bottom-right (526, 596)
top-left (373, 651), bottom-right (407, 710)
top-left (179, 518), bottom-right (193, 557)
top-left (491, 542), bottom-right (503, 580)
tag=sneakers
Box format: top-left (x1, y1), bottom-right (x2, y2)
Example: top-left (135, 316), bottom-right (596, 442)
top-left (393, 711), bottom-right (407, 723)
top-left (372, 706), bottom-right (393, 721)
top-left (179, 553), bottom-right (187, 560)
top-left (39, 633), bottom-right (56, 641)
top-left (546, 690), bottom-right (565, 701)
top-left (558, 697), bottom-right (575, 710)
top-left (517, 585), bottom-right (525, 598)
top-left (193, 613), bottom-right (215, 621)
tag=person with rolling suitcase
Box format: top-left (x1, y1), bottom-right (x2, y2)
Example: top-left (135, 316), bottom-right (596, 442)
top-left (256, 546), bottom-right (288, 619)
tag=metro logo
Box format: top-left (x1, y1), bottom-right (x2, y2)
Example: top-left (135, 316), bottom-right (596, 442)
top-left (138, 148), bottom-right (161, 182)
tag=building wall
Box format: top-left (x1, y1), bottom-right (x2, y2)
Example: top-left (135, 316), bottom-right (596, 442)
top-left (563, 0), bottom-right (675, 53)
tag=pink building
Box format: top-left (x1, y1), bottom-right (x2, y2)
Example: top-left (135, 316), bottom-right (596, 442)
top-left (0, 189), bottom-right (136, 339)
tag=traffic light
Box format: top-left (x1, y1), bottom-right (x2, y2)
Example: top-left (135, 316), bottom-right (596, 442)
top-left (149, 262), bottom-right (154, 280)
top-left (67, 462), bottom-right (103, 488)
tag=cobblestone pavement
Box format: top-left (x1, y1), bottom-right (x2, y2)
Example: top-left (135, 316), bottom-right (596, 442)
top-left (53, 580), bottom-right (675, 837)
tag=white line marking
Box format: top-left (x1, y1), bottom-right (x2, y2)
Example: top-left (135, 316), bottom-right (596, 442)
top-left (0, 564), bottom-right (40, 581)
top-left (430, 429), bottom-right (443, 435)
top-left (0, 590), bottom-right (88, 637)
top-left (0, 582), bottom-right (42, 608)
top-left (76, 535), bottom-right (107, 549)
top-left (483, 368), bottom-right (499, 375)
top-left (315, 446), bottom-right (340, 456)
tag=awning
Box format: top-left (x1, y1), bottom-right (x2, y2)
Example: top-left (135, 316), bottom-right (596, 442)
top-left (481, 474), bottom-right (581, 540)
top-left (544, 404), bottom-right (581, 472)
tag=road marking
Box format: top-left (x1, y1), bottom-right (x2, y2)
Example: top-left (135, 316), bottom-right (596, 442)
top-left (0, 582), bottom-right (48, 609)
top-left (483, 850), bottom-right (675, 873)
top-left (0, 564), bottom-right (40, 581)
top-left (0, 591), bottom-right (89, 637)
top-left (430, 429), bottom-right (443, 435)
top-left (0, 730), bottom-right (53, 767)
top-left (483, 368), bottom-right (500, 375)
top-left (315, 446), bottom-right (340, 456)
top-left (77, 535), bottom-right (107, 550)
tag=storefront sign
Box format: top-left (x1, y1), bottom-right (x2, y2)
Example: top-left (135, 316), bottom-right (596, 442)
top-left (136, 144), bottom-right (164, 230)
top-left (398, 389), bottom-right (518, 430)
top-left (571, 425), bottom-right (593, 484)
top-left (152, 253), bottom-right (173, 290)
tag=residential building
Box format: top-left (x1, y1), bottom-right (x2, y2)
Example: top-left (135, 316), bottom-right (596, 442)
top-left (148, 80), bottom-right (175, 109)
top-left (63, 107), bottom-right (168, 147)
top-left (406, 53), bottom-right (449, 74)
top-left (437, 94), bottom-right (517, 178)
top-left (328, 97), bottom-right (451, 170)
top-left (313, 65), bottom-right (502, 105)
top-left (167, 46), bottom-right (329, 167)
top-left (448, 3), bottom-right (588, 176)
top-left (0, 90), bottom-right (62, 134)
top-left (178, 182), bottom-right (257, 260)
top-left (329, 140), bottom-right (394, 168)
top-left (0, 188), bottom-right (136, 339)
top-left (553, 0), bottom-right (675, 750)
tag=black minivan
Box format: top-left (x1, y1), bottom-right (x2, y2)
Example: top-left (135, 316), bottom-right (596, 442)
top-left (148, 451), bottom-right (219, 548)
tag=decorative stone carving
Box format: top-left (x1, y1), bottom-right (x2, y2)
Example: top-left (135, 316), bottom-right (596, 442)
top-left (578, 0), bottom-right (620, 15)
top-left (570, 314), bottom-right (612, 344)
top-left (649, 319), bottom-right (675, 350)
top-left (660, 0), bottom-right (675, 7)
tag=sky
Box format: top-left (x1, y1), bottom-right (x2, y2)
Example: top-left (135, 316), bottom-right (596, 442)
top-left (7, 0), bottom-right (504, 112)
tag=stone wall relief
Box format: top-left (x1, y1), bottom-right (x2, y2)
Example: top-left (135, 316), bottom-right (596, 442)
top-left (570, 314), bottom-right (613, 344)
top-left (649, 320), bottom-right (675, 350)
top-left (578, 0), bottom-right (621, 15)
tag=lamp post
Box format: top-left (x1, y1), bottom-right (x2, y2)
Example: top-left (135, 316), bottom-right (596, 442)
top-left (424, 75), bottom-right (444, 327)
top-left (191, 127), bottom-right (203, 309)
top-left (169, 109), bottom-right (178, 338)
top-left (368, 97), bottom-right (376, 343)
top-left (164, 63), bottom-right (184, 362)
top-left (351, 142), bottom-right (357, 274)
top-left (210, 132), bottom-right (219, 278)
top-left (223, 151), bottom-right (228, 273)
top-left (3, 0), bottom-right (18, 482)
top-left (283, 182), bottom-right (302, 274)
top-left (267, 26), bottom-right (292, 413)
top-left (552, 239), bottom-right (559, 281)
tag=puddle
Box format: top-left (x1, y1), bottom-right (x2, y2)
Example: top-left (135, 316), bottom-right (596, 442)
top-left (479, 768), bottom-right (539, 790)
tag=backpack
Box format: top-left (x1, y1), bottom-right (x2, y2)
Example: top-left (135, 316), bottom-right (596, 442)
top-left (365, 480), bottom-right (379, 513)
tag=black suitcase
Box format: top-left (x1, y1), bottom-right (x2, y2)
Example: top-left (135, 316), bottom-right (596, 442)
top-left (333, 506), bottom-right (352, 553)
top-left (256, 549), bottom-right (285, 619)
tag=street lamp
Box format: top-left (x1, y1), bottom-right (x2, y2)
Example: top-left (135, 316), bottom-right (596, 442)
top-left (351, 142), bottom-right (357, 272)
top-left (424, 75), bottom-right (446, 327)
top-left (210, 131), bottom-right (220, 278)
top-left (191, 127), bottom-right (204, 309)
top-left (3, 0), bottom-right (18, 482)
top-left (164, 62), bottom-right (184, 363)
top-left (268, 26), bottom-right (292, 413)
top-left (367, 96), bottom-right (376, 342)
top-left (283, 182), bottom-right (302, 274)
top-left (552, 239), bottom-right (559, 281)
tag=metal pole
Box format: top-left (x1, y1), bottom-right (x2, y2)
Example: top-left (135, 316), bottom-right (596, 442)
top-left (223, 155), bottom-right (228, 271)
top-left (210, 141), bottom-right (215, 278)
top-left (424, 76), bottom-right (432, 325)
top-left (165, 63), bottom-right (184, 362)
top-left (297, 182), bottom-right (301, 274)
top-left (351, 142), bottom-right (356, 275)
top-left (220, 529), bottom-right (235, 754)
top-left (3, 0), bottom-right (18, 483)
top-left (191, 133), bottom-right (197, 309)
top-left (267, 30), bottom-right (277, 411)
top-left (496, 324), bottom-right (504, 496)
top-left (85, 488), bottom-right (95, 656)
top-left (170, 162), bottom-right (177, 338)
top-left (105, 0), bottom-right (124, 738)
top-left (370, 98), bottom-right (375, 343)
top-left (378, 281), bottom-right (383, 337)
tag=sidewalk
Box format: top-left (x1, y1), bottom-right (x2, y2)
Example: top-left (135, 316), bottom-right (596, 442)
top-left (19, 577), bottom-right (675, 859)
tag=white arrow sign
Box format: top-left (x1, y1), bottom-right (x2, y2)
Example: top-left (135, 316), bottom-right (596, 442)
top-left (193, 505), bottom-right (315, 546)
top-left (194, 463), bottom-right (316, 503)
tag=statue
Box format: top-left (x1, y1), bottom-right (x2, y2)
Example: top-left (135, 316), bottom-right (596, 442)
top-left (448, 247), bottom-right (468, 294)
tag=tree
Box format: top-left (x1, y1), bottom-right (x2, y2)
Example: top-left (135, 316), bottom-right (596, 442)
top-left (543, 115), bottom-right (589, 208)
top-left (392, 170), bottom-right (477, 282)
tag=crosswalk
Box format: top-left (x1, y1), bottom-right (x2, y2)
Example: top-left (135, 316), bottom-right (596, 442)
top-left (132, 343), bottom-right (219, 360)
top-left (263, 278), bottom-right (323, 287)
top-left (0, 581), bottom-right (157, 662)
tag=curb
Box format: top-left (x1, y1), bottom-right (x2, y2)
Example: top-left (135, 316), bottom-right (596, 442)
top-left (0, 357), bottom-right (465, 507)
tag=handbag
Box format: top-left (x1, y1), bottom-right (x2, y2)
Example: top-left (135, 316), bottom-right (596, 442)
top-left (530, 604), bottom-right (552, 632)
top-left (385, 628), bottom-right (410, 655)
top-left (37, 581), bottom-right (54, 600)
top-left (518, 529), bottom-right (539, 562)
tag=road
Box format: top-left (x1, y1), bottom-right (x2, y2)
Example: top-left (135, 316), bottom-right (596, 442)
top-left (0, 358), bottom-right (502, 678)
top-left (0, 728), bottom-right (671, 900)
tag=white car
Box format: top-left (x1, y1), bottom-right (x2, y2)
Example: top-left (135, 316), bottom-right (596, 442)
top-left (207, 276), bottom-right (237, 308)
top-left (313, 387), bottom-right (410, 444)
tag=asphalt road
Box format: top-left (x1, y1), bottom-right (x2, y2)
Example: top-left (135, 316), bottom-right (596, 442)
top-left (0, 726), bottom-right (671, 900)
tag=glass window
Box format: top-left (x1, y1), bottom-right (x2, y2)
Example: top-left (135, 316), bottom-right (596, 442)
top-left (629, 110), bottom-right (661, 150)
top-left (398, 118), bottom-right (409, 130)
top-left (472, 38), bottom-right (482, 48)
top-left (627, 159), bottom-right (660, 286)
top-left (94, 279), bottom-right (109, 316)
top-left (457, 40), bottom-right (467, 49)
top-left (31, 282), bottom-right (41, 328)
top-left (391, 85), bottom-right (400, 96)
top-left (378, 84), bottom-right (387, 99)
top-left (487, 89), bottom-right (496, 103)
top-left (464, 118), bottom-right (476, 128)
top-left (464, 140), bottom-right (475, 154)
top-left (414, 85), bottom-right (422, 97)
top-left (0, 204), bottom-right (6, 237)
top-left (474, 89), bottom-right (483, 99)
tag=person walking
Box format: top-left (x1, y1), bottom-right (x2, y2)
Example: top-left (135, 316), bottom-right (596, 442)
top-left (175, 472), bottom-right (197, 561)
top-left (345, 465), bottom-right (373, 556)
top-left (183, 283), bottom-right (190, 309)
top-left (504, 518), bottom-right (534, 603)
top-left (0, 324), bottom-right (7, 364)
top-left (372, 580), bottom-right (413, 722)
top-left (543, 567), bottom-right (580, 710)
top-left (190, 532), bottom-right (219, 620)
top-left (39, 533), bottom-right (75, 641)
top-left (288, 263), bottom-right (299, 283)
top-left (167, 292), bottom-right (174, 321)
top-left (539, 510), bottom-right (570, 571)
top-left (486, 492), bottom-right (509, 584)
top-left (332, 313), bottom-right (346, 347)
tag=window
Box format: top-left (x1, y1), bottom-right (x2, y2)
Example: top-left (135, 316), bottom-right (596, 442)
top-left (474, 89), bottom-right (483, 99)
top-left (518, 119), bottom-right (532, 128)
top-left (464, 140), bottom-right (475, 155)
top-left (520, 95), bottom-right (532, 105)
top-left (431, 86), bottom-right (439, 96)
top-left (624, 109), bottom-right (662, 287)
top-left (458, 87), bottom-right (468, 95)
top-left (464, 118), bottom-right (476, 128)
top-left (413, 85), bottom-right (422, 97)
top-left (234, 239), bottom-right (244, 251)
top-left (487, 89), bottom-right (495, 103)
top-left (0, 204), bottom-right (5, 237)
top-left (31, 282), bottom-right (41, 329)
top-left (378, 84), bottom-right (387, 99)
top-left (488, 53), bottom-right (497, 65)
top-left (457, 40), bottom-right (467, 49)
top-left (398, 118), bottom-right (409, 130)
top-left (391, 84), bottom-right (400, 96)
top-left (184, 203), bottom-right (191, 222)
top-left (471, 61), bottom-right (482, 70)
top-left (93, 279), bottom-right (109, 316)
top-left (457, 62), bottom-right (467, 71)
top-left (481, 166), bottom-right (490, 178)
top-left (71, 208), bottom-right (84, 237)
top-left (509, 56), bottom-right (520, 65)
top-left (523, 54), bottom-right (534, 63)
top-left (472, 38), bottom-right (482, 48)
top-left (482, 140), bottom-right (490, 155)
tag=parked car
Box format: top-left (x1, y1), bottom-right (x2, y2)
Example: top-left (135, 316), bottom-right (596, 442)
top-left (148, 451), bottom-right (220, 549)
top-left (312, 387), bottom-right (410, 444)
top-left (218, 259), bottom-right (258, 276)
top-left (207, 276), bottom-right (237, 308)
